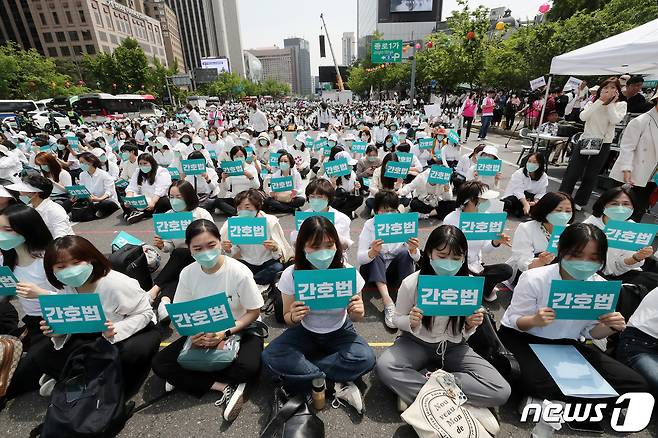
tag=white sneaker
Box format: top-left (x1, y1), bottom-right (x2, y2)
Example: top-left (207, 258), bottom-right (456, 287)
top-left (397, 396), bottom-right (409, 413)
top-left (222, 383), bottom-right (246, 422)
top-left (574, 204), bottom-right (583, 211)
top-left (157, 300), bottom-right (170, 323)
top-left (418, 213), bottom-right (430, 220)
top-left (484, 289), bottom-right (498, 302)
top-left (38, 374), bottom-right (50, 387)
top-left (39, 378), bottom-right (56, 398)
top-left (165, 381), bottom-right (174, 393)
top-left (464, 404), bottom-right (500, 436)
top-left (332, 382), bottom-right (364, 414)
top-left (517, 395), bottom-right (543, 415)
top-left (384, 303), bottom-right (396, 329)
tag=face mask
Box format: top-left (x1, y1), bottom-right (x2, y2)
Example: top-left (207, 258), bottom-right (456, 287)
top-left (236, 157), bottom-right (246, 163)
top-left (367, 156), bottom-right (377, 162)
top-left (193, 143), bottom-right (202, 151)
top-left (430, 258), bottom-right (463, 276)
top-left (40, 164), bottom-right (50, 172)
top-left (182, 138), bottom-right (191, 145)
top-left (80, 163), bottom-right (91, 173)
top-left (99, 155), bottom-right (107, 163)
top-left (170, 197), bottom-right (186, 212)
top-left (259, 140), bottom-right (268, 147)
top-left (305, 248), bottom-right (336, 270)
top-left (546, 211), bottom-right (571, 227)
top-left (0, 230), bottom-right (25, 250)
top-left (209, 135), bottom-right (217, 141)
top-left (604, 206), bottom-right (633, 222)
top-left (193, 248), bottom-right (221, 269)
top-left (57, 144), bottom-right (65, 151)
top-left (156, 142), bottom-right (164, 150)
top-left (477, 199), bottom-right (490, 212)
top-left (309, 198), bottom-right (328, 212)
top-left (279, 162), bottom-right (290, 171)
top-left (237, 209), bottom-right (257, 218)
top-left (399, 134), bottom-right (406, 140)
top-left (19, 194), bottom-right (32, 205)
top-left (121, 152), bottom-right (130, 160)
top-left (328, 141), bottom-right (336, 147)
top-left (54, 263), bottom-right (93, 288)
top-left (140, 165), bottom-right (152, 174)
top-left (561, 259), bottom-right (601, 281)
top-left (526, 162), bottom-right (540, 173)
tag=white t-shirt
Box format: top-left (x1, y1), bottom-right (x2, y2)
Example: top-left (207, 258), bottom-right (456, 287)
top-left (629, 286), bottom-right (658, 339)
top-left (277, 263), bottom-right (364, 334)
top-left (174, 256), bottom-right (264, 322)
top-left (13, 257), bottom-right (61, 316)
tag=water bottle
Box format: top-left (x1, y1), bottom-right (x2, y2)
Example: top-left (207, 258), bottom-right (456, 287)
top-left (311, 378), bottom-right (326, 411)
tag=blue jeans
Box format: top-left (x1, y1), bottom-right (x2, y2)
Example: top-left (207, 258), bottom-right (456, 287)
top-left (262, 320), bottom-right (376, 393)
top-left (239, 258), bottom-right (283, 285)
top-left (617, 327), bottom-right (658, 395)
top-left (478, 115), bottom-right (493, 139)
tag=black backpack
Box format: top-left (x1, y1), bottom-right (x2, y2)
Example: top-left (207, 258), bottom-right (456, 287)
top-left (107, 244), bottom-right (153, 291)
top-left (467, 310), bottom-right (521, 383)
top-left (32, 338), bottom-right (132, 438)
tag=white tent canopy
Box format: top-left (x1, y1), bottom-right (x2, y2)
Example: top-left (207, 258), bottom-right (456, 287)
top-left (550, 18), bottom-right (658, 75)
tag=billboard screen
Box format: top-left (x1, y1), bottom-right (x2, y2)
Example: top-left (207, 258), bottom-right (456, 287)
top-left (200, 57), bottom-right (230, 74)
top-left (318, 66), bottom-right (350, 84)
top-left (390, 0), bottom-right (433, 12)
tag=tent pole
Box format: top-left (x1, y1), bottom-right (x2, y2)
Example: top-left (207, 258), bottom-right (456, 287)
top-left (538, 75), bottom-right (552, 129)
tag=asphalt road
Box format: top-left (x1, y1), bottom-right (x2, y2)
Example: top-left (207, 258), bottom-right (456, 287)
top-left (1, 131), bottom-right (656, 438)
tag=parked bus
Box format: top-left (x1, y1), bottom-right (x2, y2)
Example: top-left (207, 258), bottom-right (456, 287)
top-left (72, 93), bottom-right (163, 122)
top-left (0, 100), bottom-right (38, 120)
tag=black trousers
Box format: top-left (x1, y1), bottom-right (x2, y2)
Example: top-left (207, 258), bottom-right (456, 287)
top-left (410, 198), bottom-right (457, 220)
top-left (264, 196), bottom-right (305, 214)
top-left (498, 326), bottom-right (649, 403)
top-left (331, 192), bottom-right (363, 217)
top-left (472, 264), bottom-right (513, 298)
top-left (73, 199), bottom-right (120, 220)
top-left (0, 298), bottom-right (18, 335)
top-left (151, 333), bottom-right (263, 398)
top-left (121, 196), bottom-right (171, 218)
top-left (154, 247), bottom-right (195, 301)
top-left (502, 191), bottom-right (535, 218)
top-left (8, 323), bottom-right (161, 399)
top-left (630, 182), bottom-right (656, 223)
top-left (604, 269), bottom-right (658, 295)
top-left (559, 143), bottom-right (611, 206)
top-left (462, 116), bottom-right (474, 139)
top-left (212, 197), bottom-right (237, 216)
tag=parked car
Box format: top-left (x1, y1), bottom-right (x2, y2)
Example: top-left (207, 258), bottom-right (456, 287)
top-left (31, 111), bottom-right (72, 130)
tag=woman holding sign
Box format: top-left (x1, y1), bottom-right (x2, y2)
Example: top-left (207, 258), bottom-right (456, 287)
top-left (376, 225), bottom-right (510, 434)
top-left (397, 166), bottom-right (456, 220)
top-left (583, 186), bottom-right (658, 291)
top-left (152, 219), bottom-right (264, 422)
top-left (123, 153), bottom-right (172, 224)
top-left (262, 216), bottom-right (375, 414)
top-left (501, 152), bottom-right (549, 218)
top-left (214, 145), bottom-right (260, 216)
top-left (264, 151), bottom-right (305, 214)
top-left (365, 153), bottom-right (409, 217)
top-left (21, 235), bottom-right (160, 399)
top-left (74, 152), bottom-right (120, 220)
top-left (499, 223), bottom-right (649, 405)
top-left (34, 152), bottom-right (72, 211)
top-left (183, 150), bottom-right (219, 209)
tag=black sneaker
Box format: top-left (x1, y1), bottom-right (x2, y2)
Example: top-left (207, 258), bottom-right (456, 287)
top-left (221, 383), bottom-right (246, 422)
top-left (126, 211), bottom-right (145, 224)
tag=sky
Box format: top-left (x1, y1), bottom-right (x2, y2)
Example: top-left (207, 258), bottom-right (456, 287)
top-left (237, 0), bottom-right (546, 76)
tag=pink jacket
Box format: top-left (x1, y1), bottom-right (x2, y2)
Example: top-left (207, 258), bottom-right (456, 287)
top-left (461, 99), bottom-right (477, 118)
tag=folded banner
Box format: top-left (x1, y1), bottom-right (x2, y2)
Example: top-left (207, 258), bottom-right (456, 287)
top-left (374, 212), bottom-right (419, 243)
top-left (65, 185), bottom-right (91, 200)
top-left (384, 161), bottom-right (411, 179)
top-left (220, 160), bottom-right (244, 177)
top-left (270, 176), bottom-right (294, 192)
top-left (476, 158), bottom-right (502, 176)
top-left (227, 216), bottom-right (268, 245)
top-left (123, 195), bottom-right (148, 210)
top-left (294, 267), bottom-right (357, 310)
top-left (530, 344), bottom-right (618, 398)
top-left (167, 167), bottom-right (181, 180)
top-left (166, 293), bottom-right (235, 336)
top-left (0, 266), bottom-right (18, 296)
top-left (418, 138), bottom-right (434, 150)
top-left (39, 293), bottom-right (107, 335)
top-left (603, 220), bottom-right (658, 252)
top-left (428, 165), bottom-right (452, 185)
top-left (295, 211), bottom-right (334, 231)
top-left (324, 158), bottom-right (352, 177)
top-left (547, 279), bottom-right (621, 320)
top-left (181, 159), bottom-right (206, 175)
top-left (351, 141), bottom-right (368, 154)
top-left (417, 275), bottom-right (484, 316)
top-left (459, 212), bottom-right (507, 240)
top-left (153, 212), bottom-right (194, 240)
top-left (111, 231), bottom-right (144, 250)
top-left (546, 225), bottom-right (566, 255)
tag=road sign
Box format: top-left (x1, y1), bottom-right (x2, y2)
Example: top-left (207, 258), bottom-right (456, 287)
top-left (169, 75), bottom-right (192, 87)
top-left (371, 40), bottom-right (403, 64)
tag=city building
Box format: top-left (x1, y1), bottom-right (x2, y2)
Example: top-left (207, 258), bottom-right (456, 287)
top-left (0, 0), bottom-right (168, 66)
top-left (244, 51), bottom-right (263, 83)
top-left (165, 0), bottom-right (245, 77)
top-left (283, 37), bottom-right (311, 95)
top-left (144, 0), bottom-right (185, 72)
top-left (342, 32), bottom-right (355, 66)
top-left (247, 47), bottom-right (296, 93)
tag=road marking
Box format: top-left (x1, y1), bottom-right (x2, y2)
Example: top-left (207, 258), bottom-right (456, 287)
top-left (158, 341), bottom-right (394, 348)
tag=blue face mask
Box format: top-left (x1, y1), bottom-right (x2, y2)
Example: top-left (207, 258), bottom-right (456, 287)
top-left (169, 197), bottom-right (186, 212)
top-left (99, 155), bottom-right (107, 163)
top-left (430, 258), bottom-right (463, 276)
top-left (526, 162), bottom-right (540, 173)
top-left (40, 164), bottom-right (50, 172)
top-left (0, 231), bottom-right (25, 250)
top-left (237, 209), bottom-right (257, 218)
top-left (546, 211), bottom-right (571, 227)
top-left (561, 259), bottom-right (601, 281)
top-left (477, 199), bottom-right (490, 212)
top-left (279, 162), bottom-right (290, 171)
top-left (309, 198), bottom-right (328, 212)
top-left (54, 263), bottom-right (94, 288)
top-left (193, 144), bottom-right (203, 151)
top-left (193, 248), bottom-right (221, 269)
top-left (80, 163), bottom-right (90, 173)
top-left (121, 152), bottom-right (130, 161)
top-left (19, 195), bottom-right (32, 205)
top-left (305, 248), bottom-right (336, 270)
top-left (140, 165), bottom-right (152, 174)
top-left (604, 206), bottom-right (633, 222)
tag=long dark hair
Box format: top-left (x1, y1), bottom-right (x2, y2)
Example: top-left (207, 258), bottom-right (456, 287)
top-left (294, 216), bottom-right (343, 271)
top-left (1, 204), bottom-right (53, 270)
top-left (417, 225), bottom-right (470, 333)
top-left (379, 152), bottom-right (399, 190)
top-left (522, 152), bottom-right (546, 181)
top-left (35, 152), bottom-right (63, 183)
top-left (137, 153), bottom-right (158, 186)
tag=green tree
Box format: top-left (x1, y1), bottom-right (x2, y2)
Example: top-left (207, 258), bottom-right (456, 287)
top-left (546, 0), bottom-right (609, 21)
